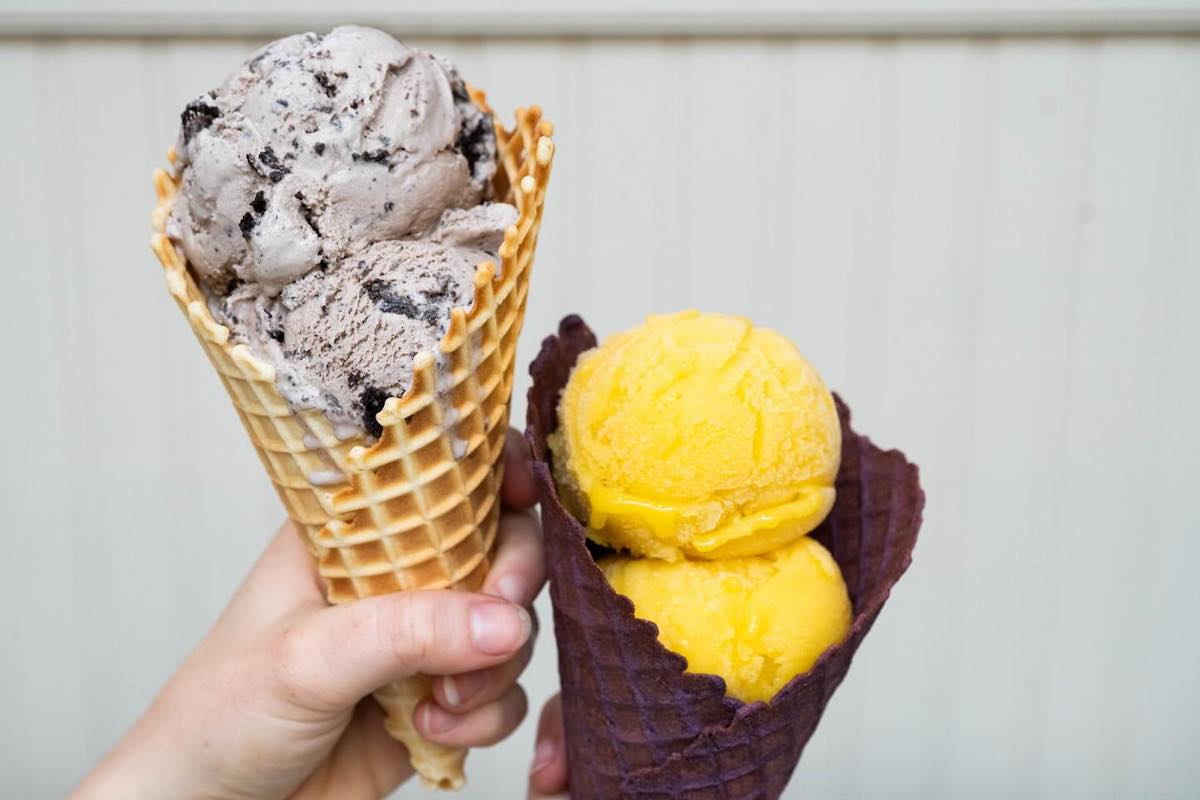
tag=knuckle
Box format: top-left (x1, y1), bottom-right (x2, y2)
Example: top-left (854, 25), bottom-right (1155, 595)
top-left (499, 509), bottom-right (534, 539)
top-left (384, 593), bottom-right (440, 667)
top-left (490, 686), bottom-right (529, 743)
top-left (269, 625), bottom-right (315, 703)
top-left (512, 508), bottom-right (541, 537)
top-left (509, 684), bottom-right (529, 724)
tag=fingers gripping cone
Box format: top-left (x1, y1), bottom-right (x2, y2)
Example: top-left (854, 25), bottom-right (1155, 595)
top-left (151, 94), bottom-right (554, 789)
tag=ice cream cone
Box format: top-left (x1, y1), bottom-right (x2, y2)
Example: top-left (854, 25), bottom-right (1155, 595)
top-left (526, 316), bottom-right (924, 799)
top-left (151, 93), bottom-right (554, 790)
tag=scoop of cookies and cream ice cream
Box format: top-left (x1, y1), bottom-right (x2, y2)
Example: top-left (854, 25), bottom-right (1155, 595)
top-left (166, 25), bottom-right (516, 433)
top-left (549, 310), bottom-right (842, 561)
top-left (217, 202), bottom-right (516, 436)
top-left (169, 25), bottom-right (499, 296)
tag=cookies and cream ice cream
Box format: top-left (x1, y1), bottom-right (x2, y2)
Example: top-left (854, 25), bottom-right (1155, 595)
top-left (217, 202), bottom-right (516, 435)
top-left (166, 25), bottom-right (516, 432)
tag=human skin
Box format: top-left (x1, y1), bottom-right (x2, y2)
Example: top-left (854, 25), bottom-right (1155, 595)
top-left (73, 430), bottom-right (544, 800)
top-left (526, 693), bottom-right (569, 800)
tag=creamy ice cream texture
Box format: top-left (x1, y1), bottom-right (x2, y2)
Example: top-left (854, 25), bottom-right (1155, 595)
top-left (167, 25), bottom-right (516, 433)
top-left (549, 310), bottom-right (850, 703)
top-left (550, 310), bottom-right (842, 561)
top-left (601, 537), bottom-right (851, 704)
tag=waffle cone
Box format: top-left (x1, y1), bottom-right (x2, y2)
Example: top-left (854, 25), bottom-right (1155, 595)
top-left (526, 316), bottom-right (924, 799)
top-left (151, 92), bottom-right (554, 790)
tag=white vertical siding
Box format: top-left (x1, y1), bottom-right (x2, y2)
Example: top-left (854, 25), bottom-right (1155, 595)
top-left (0, 24), bottom-right (1197, 800)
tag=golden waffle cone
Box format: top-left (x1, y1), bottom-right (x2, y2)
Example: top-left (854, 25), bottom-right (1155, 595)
top-left (150, 92), bottom-right (554, 790)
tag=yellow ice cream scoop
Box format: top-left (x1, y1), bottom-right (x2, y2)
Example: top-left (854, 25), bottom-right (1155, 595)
top-left (549, 310), bottom-right (841, 560)
top-left (601, 536), bottom-right (851, 703)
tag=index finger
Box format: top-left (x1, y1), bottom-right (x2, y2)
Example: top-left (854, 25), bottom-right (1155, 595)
top-left (501, 427), bottom-right (538, 510)
top-left (483, 510), bottom-right (546, 607)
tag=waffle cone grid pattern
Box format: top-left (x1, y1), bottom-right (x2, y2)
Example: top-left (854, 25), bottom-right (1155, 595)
top-left (151, 91), bottom-right (554, 789)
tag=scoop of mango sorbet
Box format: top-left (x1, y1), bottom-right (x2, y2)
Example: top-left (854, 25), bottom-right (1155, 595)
top-left (549, 310), bottom-right (841, 560)
top-left (601, 536), bottom-right (851, 703)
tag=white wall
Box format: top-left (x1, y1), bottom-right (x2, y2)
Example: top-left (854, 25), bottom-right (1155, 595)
top-left (1, 3), bottom-right (1198, 798)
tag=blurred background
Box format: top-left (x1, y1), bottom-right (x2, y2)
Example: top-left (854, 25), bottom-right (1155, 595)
top-left (2, 0), bottom-right (1198, 797)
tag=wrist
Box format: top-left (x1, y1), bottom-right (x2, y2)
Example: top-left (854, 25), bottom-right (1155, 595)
top-left (71, 709), bottom-right (212, 800)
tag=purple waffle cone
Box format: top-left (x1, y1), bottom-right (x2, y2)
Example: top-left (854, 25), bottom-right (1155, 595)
top-left (526, 315), bottom-right (924, 800)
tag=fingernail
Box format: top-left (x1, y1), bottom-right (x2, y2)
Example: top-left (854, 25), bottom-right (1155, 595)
top-left (531, 738), bottom-right (557, 774)
top-left (422, 703), bottom-right (458, 735)
top-left (442, 671), bottom-right (485, 709)
top-left (470, 601), bottom-right (530, 655)
top-left (441, 675), bottom-right (461, 708)
top-left (496, 573), bottom-right (528, 605)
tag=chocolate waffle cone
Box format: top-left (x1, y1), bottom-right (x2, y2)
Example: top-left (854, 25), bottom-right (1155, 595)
top-left (526, 316), bottom-right (924, 799)
top-left (151, 92), bottom-right (554, 789)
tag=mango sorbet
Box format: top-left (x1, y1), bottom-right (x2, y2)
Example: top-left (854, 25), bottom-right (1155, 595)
top-left (601, 536), bottom-right (851, 704)
top-left (549, 310), bottom-right (841, 561)
top-left (548, 311), bottom-right (851, 703)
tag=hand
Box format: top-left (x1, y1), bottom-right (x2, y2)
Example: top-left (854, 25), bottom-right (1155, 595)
top-left (527, 694), bottom-right (570, 799)
top-left (74, 430), bottom-right (545, 800)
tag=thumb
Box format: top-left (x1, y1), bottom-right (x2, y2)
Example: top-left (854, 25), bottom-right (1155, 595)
top-left (269, 590), bottom-right (531, 712)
